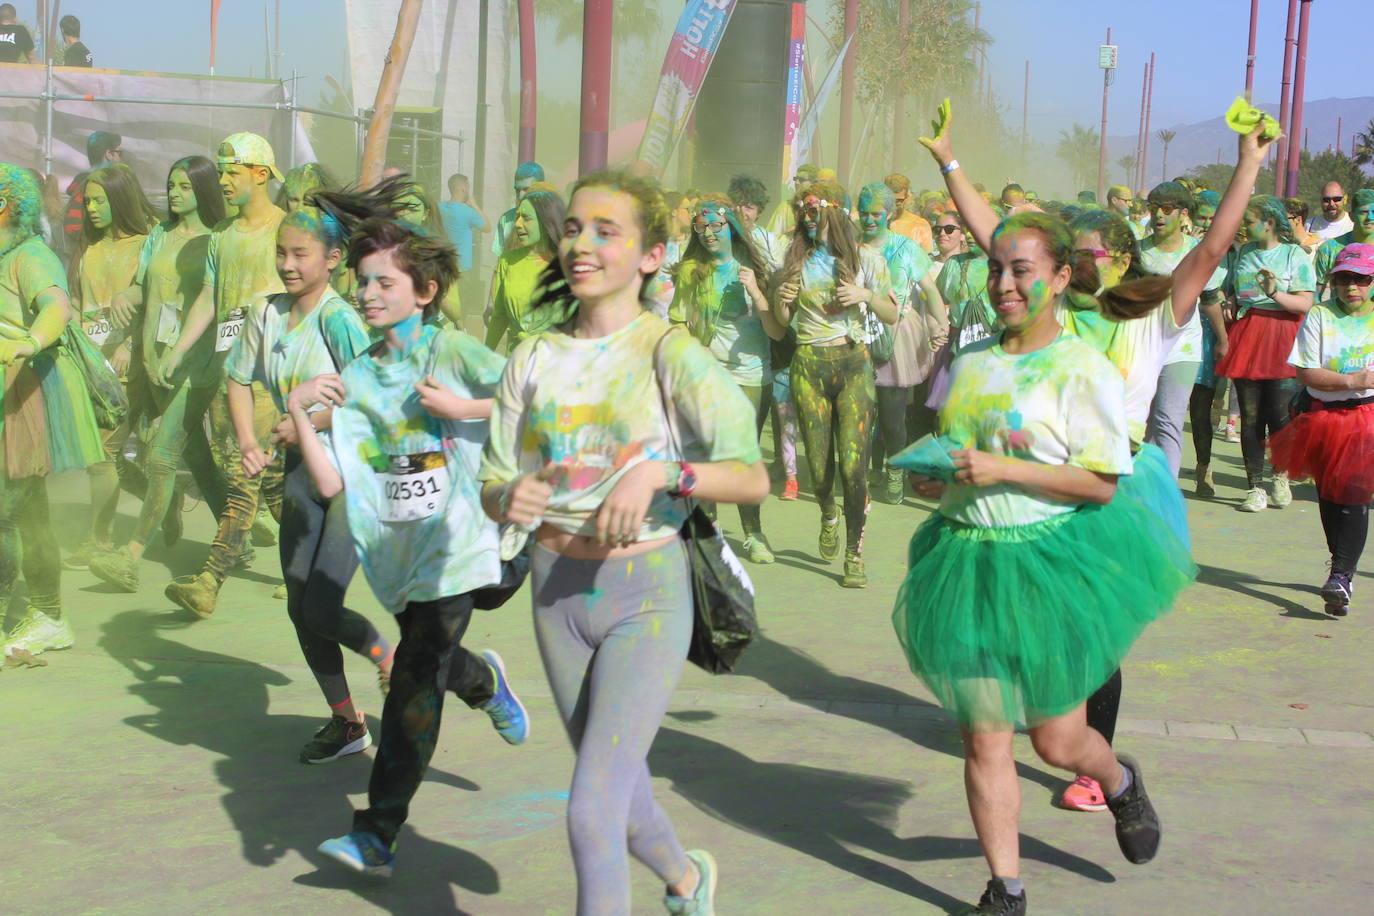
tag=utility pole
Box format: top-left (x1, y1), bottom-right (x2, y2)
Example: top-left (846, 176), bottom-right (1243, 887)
top-left (1285, 0), bottom-right (1312, 198)
top-left (1097, 28), bottom-right (1114, 203)
top-left (1140, 53), bottom-right (1155, 191)
top-left (1134, 61), bottom-right (1148, 189)
top-left (578, 0), bottom-right (613, 175)
top-left (1276, 0), bottom-right (1298, 195)
top-left (837, 0), bottom-right (858, 185)
top-left (1245, 0), bottom-right (1259, 100)
top-left (474, 0), bottom-right (489, 205)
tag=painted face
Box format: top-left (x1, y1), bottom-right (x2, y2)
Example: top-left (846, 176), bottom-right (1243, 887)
top-left (935, 217), bottom-right (964, 256)
top-left (1244, 211), bottom-right (1275, 245)
top-left (1149, 202), bottom-right (1184, 237)
top-left (397, 193), bottom-right (426, 227)
top-left (514, 177), bottom-right (535, 202)
top-left (987, 229), bottom-right (1067, 334)
top-left (560, 186), bottom-right (662, 305)
top-left (85, 182), bottom-right (112, 231)
top-left (1352, 203), bottom-right (1374, 238)
top-left (166, 169), bottom-right (198, 218)
top-left (356, 247), bottom-right (433, 330)
top-left (800, 196), bottom-right (825, 240)
top-left (276, 223), bottom-right (338, 298)
top-left (1193, 205), bottom-right (1216, 233)
top-left (218, 163), bottom-right (259, 208)
top-left (693, 205), bottom-right (732, 254)
top-left (1332, 271), bottom-right (1373, 308)
top-left (283, 178), bottom-right (316, 214)
top-left (857, 200), bottom-right (888, 241)
top-left (512, 198), bottom-right (540, 247)
top-left (1073, 229), bottom-right (1129, 288)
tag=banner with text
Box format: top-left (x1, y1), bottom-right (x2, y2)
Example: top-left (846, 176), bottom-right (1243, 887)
top-left (779, 2), bottom-right (806, 185)
top-left (636, 0), bottom-right (738, 175)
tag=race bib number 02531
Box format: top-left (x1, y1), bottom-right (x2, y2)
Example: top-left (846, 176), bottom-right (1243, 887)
top-left (216, 308), bottom-right (246, 352)
top-left (378, 451), bottom-right (448, 522)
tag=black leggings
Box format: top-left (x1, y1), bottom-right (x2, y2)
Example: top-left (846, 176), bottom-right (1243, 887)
top-left (1319, 499), bottom-right (1369, 573)
top-left (875, 385), bottom-right (913, 462)
top-left (1232, 378), bottom-right (1299, 488)
top-left (1085, 668), bottom-right (1122, 746)
top-left (280, 454), bottom-right (390, 708)
top-left (1188, 384), bottom-right (1216, 468)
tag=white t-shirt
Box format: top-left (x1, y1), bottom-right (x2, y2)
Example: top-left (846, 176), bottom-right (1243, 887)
top-left (937, 333), bottom-right (1133, 528)
top-left (1307, 212), bottom-right (1354, 242)
top-left (1289, 299), bottom-right (1374, 402)
top-left (1139, 235), bottom-right (1211, 366)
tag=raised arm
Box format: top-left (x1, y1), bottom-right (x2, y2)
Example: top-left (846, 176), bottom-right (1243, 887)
top-left (918, 99), bottom-right (1001, 254)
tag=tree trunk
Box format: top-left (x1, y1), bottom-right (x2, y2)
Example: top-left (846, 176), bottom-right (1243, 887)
top-left (360, 0), bottom-right (425, 187)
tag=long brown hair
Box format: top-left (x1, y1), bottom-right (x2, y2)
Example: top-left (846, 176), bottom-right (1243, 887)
top-left (81, 162), bottom-right (157, 245)
top-left (672, 193), bottom-right (771, 343)
top-left (778, 180), bottom-right (862, 290)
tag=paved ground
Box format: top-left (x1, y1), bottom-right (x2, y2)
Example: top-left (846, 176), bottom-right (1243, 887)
top-left (3, 430), bottom-right (1372, 915)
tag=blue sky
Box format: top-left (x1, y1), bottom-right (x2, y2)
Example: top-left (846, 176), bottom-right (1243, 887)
top-left (13, 0), bottom-right (1364, 141)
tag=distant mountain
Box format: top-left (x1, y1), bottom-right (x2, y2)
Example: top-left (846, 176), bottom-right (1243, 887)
top-left (1111, 97), bottom-right (1374, 185)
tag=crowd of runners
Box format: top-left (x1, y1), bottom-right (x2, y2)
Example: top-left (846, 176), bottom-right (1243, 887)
top-left (2, 90), bottom-right (1371, 915)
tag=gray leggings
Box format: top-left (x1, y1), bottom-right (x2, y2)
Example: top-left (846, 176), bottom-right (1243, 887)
top-left (1145, 359), bottom-right (1202, 478)
top-left (531, 539), bottom-right (694, 916)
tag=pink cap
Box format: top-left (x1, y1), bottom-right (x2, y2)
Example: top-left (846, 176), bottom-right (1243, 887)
top-left (1332, 243), bottom-right (1374, 276)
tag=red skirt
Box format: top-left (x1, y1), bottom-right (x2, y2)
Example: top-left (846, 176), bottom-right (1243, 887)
top-left (1268, 400), bottom-right (1374, 504)
top-left (1216, 308), bottom-right (1302, 380)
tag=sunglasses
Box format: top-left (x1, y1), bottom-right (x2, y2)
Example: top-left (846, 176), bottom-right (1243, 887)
top-left (1332, 271), bottom-right (1374, 286)
top-left (936, 224), bottom-right (962, 235)
top-left (1149, 204), bottom-right (1183, 216)
top-left (1322, 196), bottom-right (1344, 203)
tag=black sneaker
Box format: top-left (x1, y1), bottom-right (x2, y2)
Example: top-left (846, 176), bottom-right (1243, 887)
top-left (1106, 754), bottom-right (1161, 864)
top-left (1321, 570), bottom-right (1352, 617)
top-left (299, 715), bottom-right (371, 765)
top-left (958, 879), bottom-right (1027, 915)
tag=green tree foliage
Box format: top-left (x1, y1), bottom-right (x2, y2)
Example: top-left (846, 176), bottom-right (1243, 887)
top-left (1352, 118), bottom-right (1374, 167)
top-left (1117, 154), bottom-right (1137, 187)
top-left (1057, 124), bottom-right (1100, 192)
top-left (1156, 129), bottom-right (1177, 183)
top-left (1185, 149), bottom-right (1373, 206)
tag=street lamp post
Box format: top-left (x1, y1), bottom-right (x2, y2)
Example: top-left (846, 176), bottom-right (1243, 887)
top-left (1097, 29), bottom-right (1116, 204)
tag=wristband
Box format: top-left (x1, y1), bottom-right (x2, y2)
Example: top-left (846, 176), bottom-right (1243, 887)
top-left (668, 461), bottom-right (697, 499)
top-left (21, 333), bottom-right (43, 354)
top-left (941, 159), bottom-right (960, 175)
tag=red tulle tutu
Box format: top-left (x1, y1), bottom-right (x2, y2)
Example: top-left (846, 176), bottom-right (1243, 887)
top-left (1268, 400), bottom-right (1374, 504)
top-left (1216, 308), bottom-right (1302, 380)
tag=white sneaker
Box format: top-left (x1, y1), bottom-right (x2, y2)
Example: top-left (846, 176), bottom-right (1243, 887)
top-left (3, 608), bottom-right (74, 656)
top-left (1270, 474), bottom-right (1292, 508)
top-left (1237, 487), bottom-right (1268, 513)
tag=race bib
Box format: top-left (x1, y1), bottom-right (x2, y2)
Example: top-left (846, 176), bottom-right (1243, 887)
top-left (155, 303), bottom-right (180, 345)
top-left (83, 310), bottom-right (115, 347)
top-left (378, 451), bottom-right (448, 522)
top-left (216, 308), bottom-right (246, 352)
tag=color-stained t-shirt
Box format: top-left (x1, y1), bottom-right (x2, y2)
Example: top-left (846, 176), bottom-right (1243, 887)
top-left (485, 249), bottom-right (551, 351)
top-left (491, 207), bottom-right (517, 257)
top-left (889, 211), bottom-right (934, 255)
top-left (749, 225), bottom-right (785, 270)
top-left (204, 209), bottom-right (287, 381)
top-left (1314, 233), bottom-right (1357, 288)
top-left (331, 326), bottom-right (506, 613)
top-left (1060, 300), bottom-right (1183, 443)
top-left (937, 252), bottom-right (994, 353)
top-left (791, 245), bottom-right (890, 345)
top-left (669, 259), bottom-right (772, 388)
top-left (0, 235), bottom-right (66, 335)
top-left (137, 222), bottom-right (213, 383)
top-left (225, 288), bottom-right (371, 415)
top-left (1289, 299), bottom-right (1374, 403)
top-left (479, 311), bottom-right (762, 541)
top-left (438, 200), bottom-right (483, 272)
top-left (873, 232), bottom-right (932, 309)
top-left (78, 232), bottom-right (147, 354)
top-left (1137, 234), bottom-right (1224, 366)
top-left (937, 332), bottom-right (1132, 528)
top-left (1232, 241), bottom-right (1316, 315)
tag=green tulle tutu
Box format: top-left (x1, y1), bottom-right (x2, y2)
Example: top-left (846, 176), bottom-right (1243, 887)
top-left (892, 492), bottom-right (1196, 730)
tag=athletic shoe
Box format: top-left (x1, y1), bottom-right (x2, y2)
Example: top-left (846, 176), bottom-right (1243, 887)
top-left (89, 547), bottom-right (139, 593)
top-left (1225, 419), bottom-right (1240, 443)
top-left (161, 487), bottom-right (185, 547)
top-left (1193, 465), bottom-right (1215, 499)
top-left (300, 715), bottom-right (371, 764)
top-left (878, 467), bottom-right (905, 505)
top-left (1106, 754), bottom-right (1161, 864)
top-left (1215, 418), bottom-right (1229, 436)
top-left (841, 550), bottom-right (867, 589)
top-left (1270, 473), bottom-right (1292, 508)
top-left (1237, 487), bottom-right (1268, 512)
top-left (1321, 570), bottom-right (1353, 617)
top-left (818, 515), bottom-right (840, 561)
top-left (317, 830), bottom-right (395, 878)
top-left (62, 540), bottom-right (106, 571)
top-left (251, 515), bottom-right (278, 547)
top-left (780, 477), bottom-right (799, 500)
top-left (3, 608), bottom-right (74, 656)
top-left (165, 572), bottom-right (221, 619)
top-left (742, 534), bottom-right (775, 564)
top-left (272, 584), bottom-right (288, 600)
top-left (1059, 775), bottom-right (1108, 812)
top-left (958, 879), bottom-right (1026, 915)
top-left (663, 849), bottom-right (717, 916)
top-left (477, 649), bottom-right (529, 745)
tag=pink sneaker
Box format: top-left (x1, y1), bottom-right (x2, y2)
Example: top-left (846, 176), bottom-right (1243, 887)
top-left (1059, 775), bottom-right (1108, 812)
top-left (780, 477), bottom-right (799, 500)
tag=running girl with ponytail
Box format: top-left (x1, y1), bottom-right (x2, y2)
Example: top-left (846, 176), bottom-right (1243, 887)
top-left (480, 169), bottom-right (769, 916)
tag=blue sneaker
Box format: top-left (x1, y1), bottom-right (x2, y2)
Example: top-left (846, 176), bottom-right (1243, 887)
top-left (478, 649), bottom-right (529, 745)
top-left (664, 849), bottom-right (717, 915)
top-left (317, 831), bottom-right (395, 878)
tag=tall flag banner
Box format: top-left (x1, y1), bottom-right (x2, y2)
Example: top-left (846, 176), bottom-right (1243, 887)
top-left (792, 31), bottom-right (854, 172)
top-left (636, 0), bottom-right (738, 175)
top-left (779, 2), bottom-right (806, 184)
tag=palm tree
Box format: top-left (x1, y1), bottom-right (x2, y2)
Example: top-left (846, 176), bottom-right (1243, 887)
top-left (1117, 154), bottom-right (1138, 187)
top-left (1057, 124), bottom-right (1100, 192)
top-left (1156, 129), bottom-right (1177, 182)
top-left (1353, 117), bottom-right (1374, 166)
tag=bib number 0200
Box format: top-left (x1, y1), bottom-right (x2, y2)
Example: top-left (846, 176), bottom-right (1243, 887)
top-left (378, 451), bottom-right (448, 522)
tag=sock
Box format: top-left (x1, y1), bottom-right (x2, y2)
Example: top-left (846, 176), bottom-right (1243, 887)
top-left (1108, 762), bottom-right (1133, 800)
top-left (998, 877), bottom-right (1025, 897)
